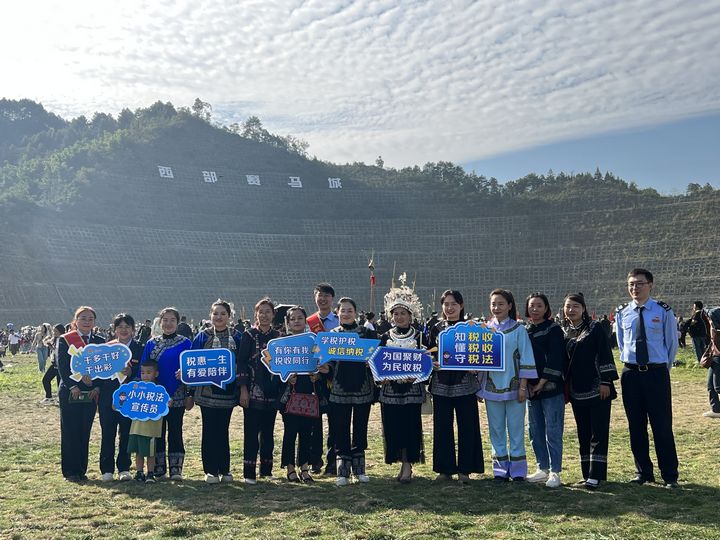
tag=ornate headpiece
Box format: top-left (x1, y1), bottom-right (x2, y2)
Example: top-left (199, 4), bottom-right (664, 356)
top-left (384, 272), bottom-right (422, 320)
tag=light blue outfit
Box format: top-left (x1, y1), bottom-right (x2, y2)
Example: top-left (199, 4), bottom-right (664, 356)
top-left (477, 318), bottom-right (537, 479)
top-left (616, 298), bottom-right (678, 368)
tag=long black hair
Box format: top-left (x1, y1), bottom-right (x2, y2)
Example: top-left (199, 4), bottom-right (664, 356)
top-left (440, 289), bottom-right (465, 321)
top-left (525, 292), bottom-right (552, 320)
top-left (563, 292), bottom-right (591, 325)
top-left (490, 288), bottom-right (517, 321)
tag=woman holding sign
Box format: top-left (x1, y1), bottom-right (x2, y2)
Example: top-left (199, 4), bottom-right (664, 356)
top-left (477, 289), bottom-right (537, 482)
top-left (98, 313), bottom-right (144, 482)
top-left (319, 297), bottom-right (378, 486)
top-left (378, 285), bottom-right (426, 483)
top-left (237, 298), bottom-right (281, 484)
top-left (279, 306), bottom-right (326, 483)
top-left (140, 307), bottom-right (193, 480)
top-left (57, 306), bottom-right (105, 482)
top-left (191, 299), bottom-right (242, 484)
top-left (562, 293), bottom-right (618, 490)
top-left (428, 290), bottom-right (484, 484)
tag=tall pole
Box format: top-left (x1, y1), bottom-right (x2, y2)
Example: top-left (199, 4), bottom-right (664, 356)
top-left (368, 251), bottom-right (376, 314)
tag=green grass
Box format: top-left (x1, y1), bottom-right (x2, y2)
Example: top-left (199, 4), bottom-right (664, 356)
top-left (0, 347), bottom-right (718, 539)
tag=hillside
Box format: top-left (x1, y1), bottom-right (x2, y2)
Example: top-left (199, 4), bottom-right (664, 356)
top-left (1, 99), bottom-right (718, 325)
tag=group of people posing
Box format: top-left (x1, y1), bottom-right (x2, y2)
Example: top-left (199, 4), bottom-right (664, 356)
top-left (55, 268), bottom-right (684, 491)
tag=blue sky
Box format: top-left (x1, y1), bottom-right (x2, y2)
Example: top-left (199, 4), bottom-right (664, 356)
top-left (1, 0), bottom-right (719, 193)
top-left (463, 113), bottom-right (720, 193)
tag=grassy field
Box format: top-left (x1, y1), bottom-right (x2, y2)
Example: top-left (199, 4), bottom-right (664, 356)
top-left (0, 347), bottom-right (718, 540)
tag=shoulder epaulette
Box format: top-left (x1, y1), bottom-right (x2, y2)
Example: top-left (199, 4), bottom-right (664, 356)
top-left (656, 300), bottom-right (672, 312)
top-left (616, 303), bottom-right (628, 313)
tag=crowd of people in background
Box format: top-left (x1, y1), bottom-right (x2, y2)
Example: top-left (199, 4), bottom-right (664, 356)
top-left (2, 268), bottom-right (719, 492)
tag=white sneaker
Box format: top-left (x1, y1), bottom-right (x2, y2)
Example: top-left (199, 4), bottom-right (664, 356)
top-left (244, 478), bottom-right (257, 485)
top-left (221, 474), bottom-right (234, 483)
top-left (101, 472), bottom-right (114, 482)
top-left (526, 468), bottom-right (549, 483)
top-left (545, 472), bottom-right (561, 488)
top-left (118, 471), bottom-right (132, 481)
top-left (204, 474), bottom-right (220, 484)
top-left (40, 397), bottom-right (54, 405)
top-left (356, 474), bottom-right (370, 483)
top-left (170, 474), bottom-right (183, 481)
top-left (702, 411), bottom-right (720, 418)
top-left (336, 476), bottom-right (349, 486)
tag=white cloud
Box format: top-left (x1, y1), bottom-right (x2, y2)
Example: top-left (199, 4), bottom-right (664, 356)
top-left (1, 0), bottom-right (718, 167)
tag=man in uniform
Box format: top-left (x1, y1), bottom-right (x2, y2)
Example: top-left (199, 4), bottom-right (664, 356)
top-left (616, 268), bottom-right (679, 488)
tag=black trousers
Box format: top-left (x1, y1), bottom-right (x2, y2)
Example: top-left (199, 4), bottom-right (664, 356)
top-left (154, 406), bottom-right (185, 477)
top-left (200, 406), bottom-right (234, 476)
top-left (281, 412), bottom-right (320, 467)
top-left (432, 393), bottom-right (484, 475)
top-left (571, 399), bottom-right (611, 481)
top-left (330, 402), bottom-right (371, 456)
top-left (59, 387), bottom-right (97, 478)
top-left (243, 407), bottom-right (277, 479)
top-left (309, 412), bottom-right (326, 467)
top-left (621, 366), bottom-right (679, 482)
top-left (381, 403), bottom-right (425, 464)
top-left (99, 404), bottom-right (131, 474)
top-left (42, 365), bottom-right (60, 398)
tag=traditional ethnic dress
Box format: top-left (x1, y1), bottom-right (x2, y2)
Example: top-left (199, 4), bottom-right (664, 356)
top-left (141, 332), bottom-right (192, 478)
top-left (478, 318), bottom-right (537, 479)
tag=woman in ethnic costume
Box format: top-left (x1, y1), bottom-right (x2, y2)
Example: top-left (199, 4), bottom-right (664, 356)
top-left (191, 299), bottom-right (242, 484)
top-left (477, 289), bottom-right (537, 482)
top-left (140, 306), bottom-right (193, 480)
top-left (237, 298), bottom-right (281, 484)
top-left (378, 279), bottom-right (426, 483)
top-left (319, 297), bottom-right (377, 486)
top-left (278, 306), bottom-right (325, 484)
top-left (428, 290), bottom-right (484, 484)
top-left (562, 293), bottom-right (618, 490)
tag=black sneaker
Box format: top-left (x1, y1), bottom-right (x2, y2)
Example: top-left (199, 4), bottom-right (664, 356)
top-left (145, 472), bottom-right (156, 484)
top-left (135, 471), bottom-right (146, 482)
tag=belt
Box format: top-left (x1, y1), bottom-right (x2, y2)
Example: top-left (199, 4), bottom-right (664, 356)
top-left (624, 363), bottom-right (666, 372)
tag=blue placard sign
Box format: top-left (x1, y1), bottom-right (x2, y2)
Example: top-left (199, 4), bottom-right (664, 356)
top-left (261, 332), bottom-right (317, 382)
top-left (113, 381), bottom-right (171, 421)
top-left (179, 348), bottom-right (235, 389)
top-left (70, 342), bottom-right (132, 382)
top-left (313, 332), bottom-right (380, 365)
top-left (368, 346), bottom-right (433, 382)
top-left (438, 322), bottom-right (505, 371)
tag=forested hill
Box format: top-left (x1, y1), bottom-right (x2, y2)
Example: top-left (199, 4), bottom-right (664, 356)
top-left (2, 98), bottom-right (717, 218)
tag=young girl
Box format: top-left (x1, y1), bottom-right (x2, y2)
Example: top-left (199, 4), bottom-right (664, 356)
top-left (478, 289), bottom-right (537, 482)
top-left (525, 293), bottom-right (566, 488)
top-left (428, 290), bottom-right (484, 484)
top-left (319, 297), bottom-right (377, 486)
top-left (238, 298), bottom-right (281, 484)
top-left (191, 299), bottom-right (242, 484)
top-left (279, 306), bottom-right (326, 483)
top-left (127, 359), bottom-right (165, 483)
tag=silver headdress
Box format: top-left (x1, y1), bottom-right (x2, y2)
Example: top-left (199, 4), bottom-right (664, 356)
top-left (384, 272), bottom-right (422, 320)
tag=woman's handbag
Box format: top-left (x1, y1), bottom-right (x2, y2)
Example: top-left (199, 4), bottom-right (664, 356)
top-left (285, 389), bottom-right (320, 418)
